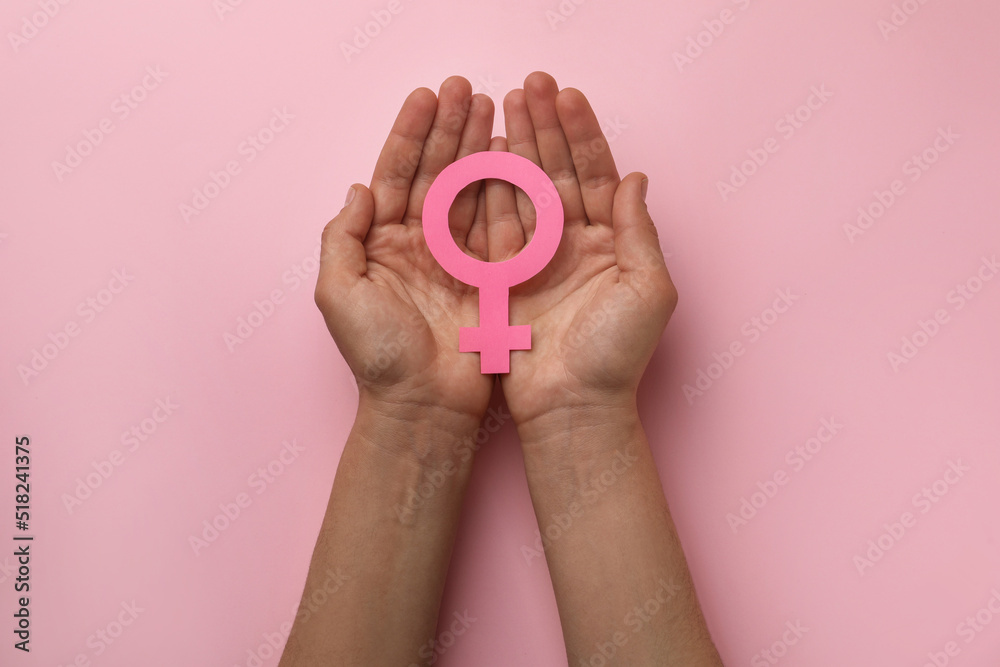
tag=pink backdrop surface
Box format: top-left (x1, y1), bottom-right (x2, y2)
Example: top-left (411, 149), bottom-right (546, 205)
top-left (3, 0), bottom-right (999, 665)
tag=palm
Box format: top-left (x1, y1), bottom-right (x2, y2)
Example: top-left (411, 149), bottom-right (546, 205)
top-left (487, 73), bottom-right (675, 425)
top-left (316, 77), bottom-right (499, 420)
top-left (350, 224), bottom-right (491, 414)
top-left (317, 73), bottom-right (674, 427)
top-left (505, 225), bottom-right (662, 423)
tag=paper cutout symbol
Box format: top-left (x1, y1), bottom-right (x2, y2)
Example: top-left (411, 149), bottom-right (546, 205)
top-left (422, 152), bottom-right (564, 374)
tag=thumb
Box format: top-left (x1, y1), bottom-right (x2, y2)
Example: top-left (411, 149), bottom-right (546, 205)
top-left (316, 184), bottom-right (375, 313)
top-left (318, 184), bottom-right (375, 282)
top-left (611, 172), bottom-right (667, 277)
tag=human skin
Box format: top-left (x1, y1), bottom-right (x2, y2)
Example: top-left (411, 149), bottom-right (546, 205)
top-left (277, 73), bottom-right (723, 666)
top-left (496, 72), bottom-right (724, 666)
top-left (277, 76), bottom-right (496, 667)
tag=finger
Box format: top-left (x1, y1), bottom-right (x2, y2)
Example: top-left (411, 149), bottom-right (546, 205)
top-left (449, 93), bottom-right (495, 244)
top-left (612, 173), bottom-right (671, 290)
top-left (316, 184), bottom-right (375, 315)
top-left (485, 136), bottom-right (525, 262)
top-left (523, 71), bottom-right (587, 226)
top-left (556, 87), bottom-right (620, 227)
top-left (467, 182), bottom-right (488, 260)
top-left (503, 88), bottom-right (541, 164)
top-left (457, 94), bottom-right (495, 159)
top-left (369, 88), bottom-right (438, 226)
top-left (503, 88), bottom-right (540, 241)
top-left (404, 76), bottom-right (474, 226)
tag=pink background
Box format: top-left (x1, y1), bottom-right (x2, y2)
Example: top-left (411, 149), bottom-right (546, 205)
top-left (3, 0), bottom-right (1000, 665)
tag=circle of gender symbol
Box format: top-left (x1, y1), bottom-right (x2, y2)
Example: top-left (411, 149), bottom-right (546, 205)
top-left (422, 151), bottom-right (564, 374)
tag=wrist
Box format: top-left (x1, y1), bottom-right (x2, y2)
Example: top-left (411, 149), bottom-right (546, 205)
top-left (517, 403), bottom-right (651, 519)
top-left (516, 398), bottom-right (644, 465)
top-left (352, 391), bottom-right (486, 474)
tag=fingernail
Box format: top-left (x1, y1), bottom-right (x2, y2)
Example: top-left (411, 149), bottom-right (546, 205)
top-left (640, 178), bottom-right (648, 202)
top-left (344, 186), bottom-right (356, 207)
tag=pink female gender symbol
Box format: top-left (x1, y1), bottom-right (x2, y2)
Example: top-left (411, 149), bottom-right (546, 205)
top-left (422, 152), bottom-right (564, 373)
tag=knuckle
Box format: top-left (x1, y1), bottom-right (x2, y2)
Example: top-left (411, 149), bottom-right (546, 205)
top-left (314, 283), bottom-right (330, 312)
top-left (548, 167), bottom-right (577, 185)
top-left (490, 211), bottom-right (521, 227)
top-left (320, 218), bottom-right (336, 243)
top-left (661, 279), bottom-right (679, 313)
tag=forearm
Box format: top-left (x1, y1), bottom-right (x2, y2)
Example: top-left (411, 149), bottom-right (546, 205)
top-left (519, 404), bottom-right (723, 667)
top-left (279, 397), bottom-right (480, 667)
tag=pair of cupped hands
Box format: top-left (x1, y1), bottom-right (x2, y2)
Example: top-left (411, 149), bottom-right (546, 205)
top-left (315, 72), bottom-right (677, 444)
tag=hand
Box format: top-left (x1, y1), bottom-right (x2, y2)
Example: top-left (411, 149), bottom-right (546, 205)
top-left (492, 72), bottom-right (678, 441)
top-left (315, 77), bottom-right (497, 439)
